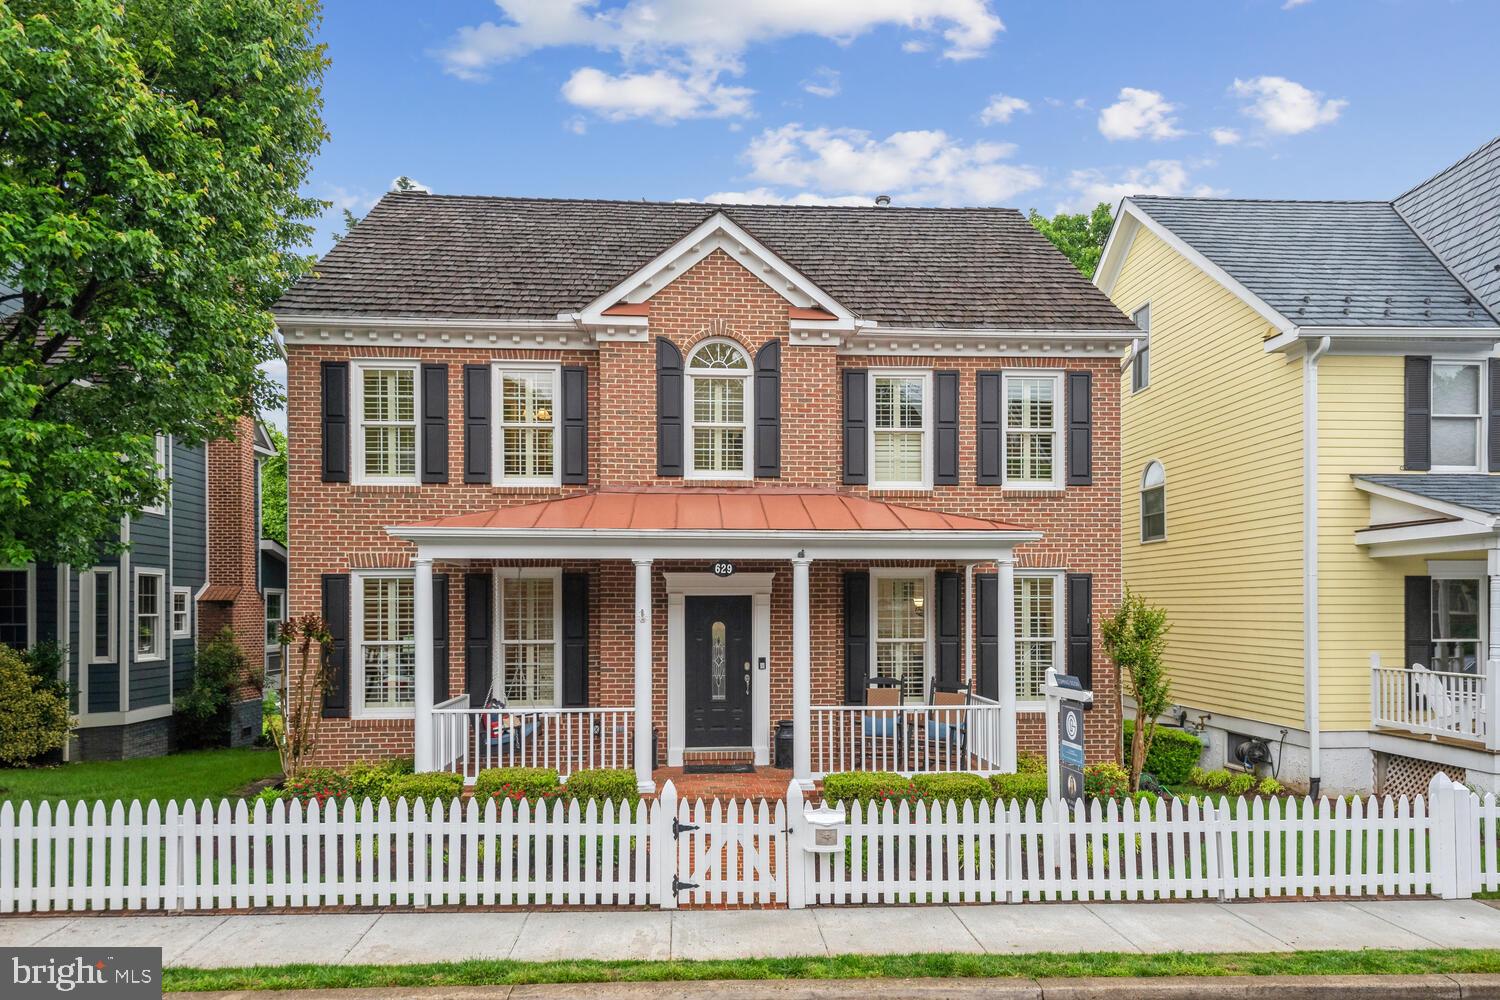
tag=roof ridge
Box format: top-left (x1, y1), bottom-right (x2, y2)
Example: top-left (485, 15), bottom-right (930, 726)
top-left (377, 190), bottom-right (1023, 215)
top-left (1132, 195), bottom-right (1392, 206)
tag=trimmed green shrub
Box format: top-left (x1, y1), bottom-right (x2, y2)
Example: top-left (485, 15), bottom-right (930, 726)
top-left (1226, 772), bottom-right (1256, 797)
top-left (1122, 720), bottom-right (1202, 784)
top-left (175, 628), bottom-right (248, 750)
top-left (1256, 776), bottom-right (1284, 796)
top-left (565, 768), bottom-right (640, 807)
top-left (282, 767), bottom-right (353, 805)
top-left (1199, 768), bottom-right (1231, 790)
top-left (911, 772), bottom-right (996, 806)
top-left (990, 772), bottom-right (1048, 808)
top-left (820, 772), bottom-right (914, 807)
top-left (474, 766), bottom-right (562, 802)
top-left (387, 771), bottom-right (465, 805)
top-left (0, 645), bottom-right (69, 765)
top-left (348, 757), bottom-right (414, 803)
top-left (1016, 751), bottom-right (1046, 775)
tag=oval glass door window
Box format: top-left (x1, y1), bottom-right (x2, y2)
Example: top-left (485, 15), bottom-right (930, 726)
top-left (710, 621), bottom-right (727, 701)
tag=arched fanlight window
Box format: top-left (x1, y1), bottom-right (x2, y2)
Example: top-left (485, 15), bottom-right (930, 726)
top-left (686, 340), bottom-right (751, 477)
top-left (1141, 461), bottom-right (1166, 542)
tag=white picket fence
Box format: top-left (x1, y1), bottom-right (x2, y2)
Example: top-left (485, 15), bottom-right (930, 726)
top-left (1, 773), bottom-right (1497, 913)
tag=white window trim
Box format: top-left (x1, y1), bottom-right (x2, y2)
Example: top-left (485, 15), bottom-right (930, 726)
top-left (1130, 303), bottom-right (1151, 394)
top-left (171, 586), bottom-right (192, 639)
top-left (0, 563), bottom-right (36, 651)
top-left (351, 568), bottom-right (417, 719)
top-left (1141, 460), bottom-right (1167, 544)
top-left (134, 567), bottom-right (167, 662)
top-left (684, 339), bottom-right (754, 481)
top-left (869, 567), bottom-right (935, 705)
top-left (1426, 568), bottom-right (1487, 673)
top-left (1430, 359), bottom-right (1486, 474)
top-left (492, 362), bottom-right (563, 487)
top-left (868, 368), bottom-right (932, 491)
top-left (83, 567), bottom-right (118, 664)
top-left (494, 567), bottom-right (563, 708)
top-left (351, 359), bottom-right (422, 485)
top-left (1015, 568), bottom-right (1066, 712)
top-left (142, 435), bottom-right (168, 515)
top-left (1001, 369), bottom-right (1066, 491)
top-left (263, 588), bottom-right (286, 650)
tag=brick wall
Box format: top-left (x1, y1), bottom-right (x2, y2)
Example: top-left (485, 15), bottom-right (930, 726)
top-left (201, 415), bottom-right (268, 722)
top-left (287, 249), bottom-right (1122, 769)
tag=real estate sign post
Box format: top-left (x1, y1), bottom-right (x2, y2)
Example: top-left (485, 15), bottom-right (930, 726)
top-left (1044, 667), bottom-right (1094, 802)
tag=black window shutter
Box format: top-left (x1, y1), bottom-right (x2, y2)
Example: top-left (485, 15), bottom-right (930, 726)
top-left (561, 572), bottom-right (589, 706)
top-left (754, 340), bottom-right (782, 478)
top-left (976, 573), bottom-right (999, 700)
top-left (320, 362), bottom-right (349, 483)
top-left (1404, 575), bottom-right (1432, 670)
top-left (934, 371), bottom-right (959, 485)
top-left (464, 572), bottom-right (493, 707)
top-left (842, 368), bottom-right (868, 485)
top-left (320, 574), bottom-right (350, 718)
top-left (976, 371), bottom-right (1002, 485)
top-left (561, 365), bottom-right (588, 484)
top-left (1066, 573), bottom-right (1093, 703)
top-left (1066, 371), bottom-right (1093, 486)
top-left (656, 339), bottom-right (684, 477)
top-left (843, 571), bottom-right (870, 703)
top-left (935, 570), bottom-right (961, 687)
top-left (463, 364), bottom-right (491, 483)
top-left (1488, 359), bottom-right (1500, 472)
top-left (421, 364), bottom-right (449, 483)
top-left (1404, 356), bottom-right (1432, 471)
top-left (432, 573), bottom-right (449, 701)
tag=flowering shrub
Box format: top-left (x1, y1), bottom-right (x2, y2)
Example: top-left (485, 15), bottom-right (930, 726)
top-left (280, 767), bottom-right (353, 805)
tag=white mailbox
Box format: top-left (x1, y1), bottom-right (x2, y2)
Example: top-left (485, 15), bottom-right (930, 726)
top-left (804, 802), bottom-right (847, 854)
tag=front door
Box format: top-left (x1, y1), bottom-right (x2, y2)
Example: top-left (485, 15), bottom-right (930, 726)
top-left (684, 595), bottom-right (752, 747)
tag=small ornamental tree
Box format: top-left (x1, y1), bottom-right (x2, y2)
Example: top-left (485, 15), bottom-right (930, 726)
top-left (1101, 589), bottom-right (1172, 792)
top-left (270, 613), bottom-right (334, 781)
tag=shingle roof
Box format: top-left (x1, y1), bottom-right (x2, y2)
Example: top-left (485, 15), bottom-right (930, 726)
top-left (1395, 137), bottom-right (1500, 320)
top-left (1357, 474), bottom-right (1500, 516)
top-left (276, 194), bottom-right (1136, 330)
top-left (1129, 196), bottom-right (1495, 329)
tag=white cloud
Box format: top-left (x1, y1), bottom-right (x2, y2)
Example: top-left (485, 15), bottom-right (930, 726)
top-left (439, 1), bottom-right (1004, 121)
top-left (259, 357), bottom-right (287, 433)
top-left (1097, 87), bottom-right (1184, 141)
top-left (902, 39), bottom-right (929, 53)
top-left (325, 186), bottom-right (379, 215)
top-left (698, 187), bottom-right (874, 206)
top-left (1060, 159), bottom-right (1224, 212)
top-left (1231, 75), bottom-right (1346, 135)
top-left (801, 67), bottom-right (841, 98)
top-left (734, 124), bottom-right (1043, 206)
top-left (1282, 0), bottom-right (1312, 9)
top-left (1210, 127), bottom-right (1242, 146)
top-left (565, 116), bottom-right (588, 134)
top-left (561, 67), bottom-right (752, 121)
top-left (979, 93), bottom-right (1029, 125)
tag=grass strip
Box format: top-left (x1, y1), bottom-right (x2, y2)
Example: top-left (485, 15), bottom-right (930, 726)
top-left (164, 947), bottom-right (1500, 993)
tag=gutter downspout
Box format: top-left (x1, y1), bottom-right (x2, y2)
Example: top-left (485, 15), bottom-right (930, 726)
top-left (1303, 335), bottom-right (1332, 799)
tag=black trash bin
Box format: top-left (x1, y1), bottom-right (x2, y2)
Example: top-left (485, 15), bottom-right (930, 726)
top-left (774, 720), bottom-right (794, 770)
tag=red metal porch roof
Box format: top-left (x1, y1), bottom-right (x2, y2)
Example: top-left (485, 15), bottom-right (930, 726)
top-left (398, 488), bottom-right (1027, 533)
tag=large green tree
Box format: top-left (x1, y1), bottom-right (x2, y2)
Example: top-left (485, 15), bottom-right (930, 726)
top-left (0, 0), bottom-right (327, 567)
top-left (1028, 203), bottom-right (1114, 279)
top-left (260, 426), bottom-right (286, 546)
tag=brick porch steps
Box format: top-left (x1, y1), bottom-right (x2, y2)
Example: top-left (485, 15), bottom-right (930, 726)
top-left (649, 766), bottom-right (804, 802)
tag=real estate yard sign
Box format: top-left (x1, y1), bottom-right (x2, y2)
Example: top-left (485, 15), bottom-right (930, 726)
top-left (1044, 667), bottom-right (1093, 802)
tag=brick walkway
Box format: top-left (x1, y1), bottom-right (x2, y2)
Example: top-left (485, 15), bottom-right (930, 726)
top-left (650, 766), bottom-right (799, 802)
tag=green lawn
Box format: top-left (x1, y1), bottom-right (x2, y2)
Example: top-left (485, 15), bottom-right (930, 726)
top-left (163, 948), bottom-right (1500, 993)
top-left (0, 748), bottom-right (281, 809)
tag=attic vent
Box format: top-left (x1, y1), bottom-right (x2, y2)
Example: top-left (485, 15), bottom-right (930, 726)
top-left (874, 194), bottom-right (892, 207)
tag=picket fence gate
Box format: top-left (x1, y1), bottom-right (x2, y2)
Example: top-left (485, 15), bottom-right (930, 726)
top-left (1, 774), bottom-right (1496, 913)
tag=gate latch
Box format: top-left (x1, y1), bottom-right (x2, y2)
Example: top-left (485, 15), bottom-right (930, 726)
top-left (672, 818), bottom-right (699, 839)
top-left (672, 876), bottom-right (699, 897)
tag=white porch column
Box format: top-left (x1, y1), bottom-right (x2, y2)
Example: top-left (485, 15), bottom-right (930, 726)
top-left (633, 558), bottom-right (656, 793)
top-left (996, 551), bottom-right (1017, 772)
top-left (413, 557), bottom-right (435, 773)
top-left (1487, 550), bottom-right (1500, 750)
top-left (792, 555), bottom-right (813, 788)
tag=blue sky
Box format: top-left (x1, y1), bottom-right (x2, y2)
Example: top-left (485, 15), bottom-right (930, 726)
top-left (265, 0), bottom-right (1500, 427)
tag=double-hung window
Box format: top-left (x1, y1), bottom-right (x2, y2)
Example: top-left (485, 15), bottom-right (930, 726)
top-left (264, 588), bottom-right (286, 684)
top-left (142, 435), bottom-right (168, 515)
top-left (85, 568), bottom-right (118, 663)
top-left (870, 371), bottom-right (929, 489)
top-left (356, 573), bottom-right (416, 714)
top-left (496, 366), bottom-right (560, 484)
top-left (1431, 577), bottom-right (1483, 675)
top-left (1431, 361), bottom-right (1483, 471)
top-left (872, 571), bottom-right (931, 703)
top-left (0, 566), bottom-right (33, 651)
top-left (171, 587), bottom-right (192, 639)
top-left (1131, 304), bottom-right (1150, 393)
top-left (135, 569), bottom-right (165, 661)
top-left (686, 342), bottom-right (751, 478)
top-left (1003, 372), bottom-right (1063, 488)
top-left (1015, 572), bottom-right (1063, 700)
top-left (354, 362), bottom-right (419, 483)
top-left (1141, 461), bottom-right (1166, 542)
top-left (499, 571), bottom-right (560, 706)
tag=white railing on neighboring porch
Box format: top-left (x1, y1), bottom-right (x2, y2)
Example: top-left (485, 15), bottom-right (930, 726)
top-left (432, 704), bottom-right (634, 784)
top-left (809, 698), bottom-right (1007, 778)
top-left (1370, 654), bottom-right (1496, 745)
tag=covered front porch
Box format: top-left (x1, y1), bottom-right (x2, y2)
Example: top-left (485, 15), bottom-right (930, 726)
top-left (388, 489), bottom-right (1041, 792)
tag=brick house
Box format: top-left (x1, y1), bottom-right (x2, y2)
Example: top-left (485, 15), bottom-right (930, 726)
top-left (275, 195), bottom-right (1137, 791)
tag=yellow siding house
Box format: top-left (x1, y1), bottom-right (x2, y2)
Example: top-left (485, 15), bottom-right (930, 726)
top-left (1096, 136), bottom-right (1500, 795)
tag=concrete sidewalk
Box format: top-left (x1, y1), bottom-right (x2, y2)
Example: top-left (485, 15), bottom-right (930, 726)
top-left (1, 899), bottom-right (1497, 968)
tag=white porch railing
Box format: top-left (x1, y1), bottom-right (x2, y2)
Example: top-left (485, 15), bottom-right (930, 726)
top-left (432, 704), bottom-right (634, 784)
top-left (1370, 655), bottom-right (1493, 744)
top-left (808, 698), bottom-right (1007, 778)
